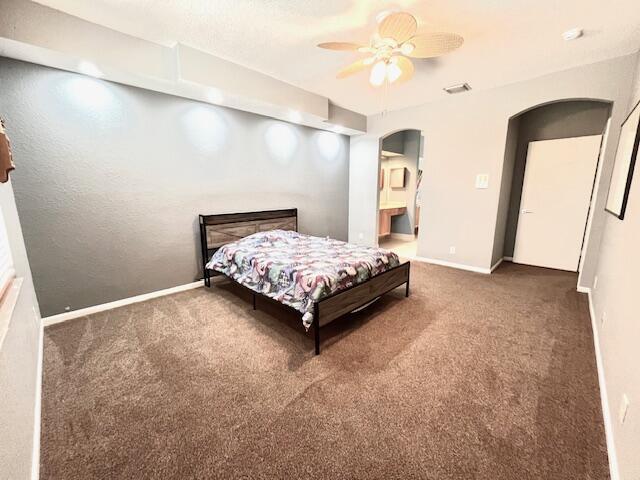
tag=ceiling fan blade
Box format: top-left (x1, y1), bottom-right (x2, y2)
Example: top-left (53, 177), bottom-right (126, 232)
top-left (391, 56), bottom-right (414, 84)
top-left (378, 12), bottom-right (417, 43)
top-left (336, 59), bottom-right (369, 79)
top-left (404, 32), bottom-right (464, 58)
top-left (317, 42), bottom-right (364, 51)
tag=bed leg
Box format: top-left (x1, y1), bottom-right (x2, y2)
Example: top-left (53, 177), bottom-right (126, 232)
top-left (252, 293), bottom-right (256, 310)
top-left (405, 263), bottom-right (411, 297)
top-left (313, 303), bottom-right (320, 355)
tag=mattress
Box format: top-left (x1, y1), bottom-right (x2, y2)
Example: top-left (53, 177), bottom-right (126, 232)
top-left (206, 230), bottom-right (400, 328)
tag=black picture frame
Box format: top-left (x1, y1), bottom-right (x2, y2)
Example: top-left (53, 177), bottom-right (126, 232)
top-left (605, 99), bottom-right (640, 220)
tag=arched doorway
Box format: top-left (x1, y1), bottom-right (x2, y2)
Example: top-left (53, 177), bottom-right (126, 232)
top-left (376, 129), bottom-right (424, 259)
top-left (495, 99), bottom-right (612, 272)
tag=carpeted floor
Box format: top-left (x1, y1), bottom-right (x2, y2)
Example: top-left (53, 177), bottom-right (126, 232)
top-left (41, 262), bottom-right (609, 479)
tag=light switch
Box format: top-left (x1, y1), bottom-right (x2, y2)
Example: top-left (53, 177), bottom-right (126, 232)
top-left (475, 174), bottom-right (489, 189)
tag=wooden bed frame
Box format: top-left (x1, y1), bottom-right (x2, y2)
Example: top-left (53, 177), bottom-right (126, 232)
top-left (199, 208), bottom-right (410, 354)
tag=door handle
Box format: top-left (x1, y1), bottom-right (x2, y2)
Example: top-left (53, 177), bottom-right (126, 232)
top-left (521, 209), bottom-right (533, 214)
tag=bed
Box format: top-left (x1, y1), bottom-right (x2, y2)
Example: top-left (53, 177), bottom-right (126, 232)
top-left (199, 209), bottom-right (410, 354)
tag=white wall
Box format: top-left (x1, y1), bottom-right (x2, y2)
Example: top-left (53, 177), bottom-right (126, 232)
top-left (0, 178), bottom-right (42, 479)
top-left (349, 135), bottom-right (381, 245)
top-left (349, 53), bottom-right (638, 281)
top-left (590, 53), bottom-right (640, 480)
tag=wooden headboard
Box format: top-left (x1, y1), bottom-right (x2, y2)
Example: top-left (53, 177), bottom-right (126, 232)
top-left (199, 209), bottom-right (297, 274)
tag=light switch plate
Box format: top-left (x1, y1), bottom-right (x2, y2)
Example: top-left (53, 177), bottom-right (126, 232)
top-left (475, 174), bottom-right (489, 189)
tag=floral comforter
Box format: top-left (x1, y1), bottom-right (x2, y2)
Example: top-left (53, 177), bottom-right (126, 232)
top-left (206, 230), bottom-right (400, 329)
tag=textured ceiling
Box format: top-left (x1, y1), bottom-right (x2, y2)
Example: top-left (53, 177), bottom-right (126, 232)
top-left (34, 0), bottom-right (640, 115)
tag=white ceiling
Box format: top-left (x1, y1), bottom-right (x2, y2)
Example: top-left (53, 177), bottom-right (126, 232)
top-left (34, 0), bottom-right (640, 115)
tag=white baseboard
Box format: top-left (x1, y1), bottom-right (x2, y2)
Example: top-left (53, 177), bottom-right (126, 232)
top-left (42, 280), bottom-right (204, 326)
top-left (490, 257), bottom-right (504, 273)
top-left (577, 285), bottom-right (591, 293)
top-left (389, 233), bottom-right (416, 242)
top-left (411, 256), bottom-right (492, 274)
top-left (503, 256), bottom-right (513, 261)
top-left (31, 318), bottom-right (43, 480)
top-left (585, 288), bottom-right (619, 480)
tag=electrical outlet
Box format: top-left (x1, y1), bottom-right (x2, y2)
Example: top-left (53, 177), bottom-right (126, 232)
top-left (601, 311), bottom-right (606, 327)
top-left (593, 276), bottom-right (599, 290)
top-left (64, 306), bottom-right (71, 312)
top-left (619, 394), bottom-right (630, 424)
top-left (449, 246), bottom-right (456, 254)
top-left (358, 232), bottom-right (363, 240)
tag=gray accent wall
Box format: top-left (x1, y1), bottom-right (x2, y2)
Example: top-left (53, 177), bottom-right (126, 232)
top-left (502, 101), bottom-right (611, 257)
top-left (0, 57), bottom-right (350, 316)
top-left (492, 117), bottom-right (520, 266)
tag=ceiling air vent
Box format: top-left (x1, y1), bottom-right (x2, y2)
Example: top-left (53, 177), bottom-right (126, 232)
top-left (443, 83), bottom-right (471, 94)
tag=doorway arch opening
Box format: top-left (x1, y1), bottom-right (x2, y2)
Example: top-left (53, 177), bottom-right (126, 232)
top-left (494, 99), bottom-right (612, 273)
top-left (376, 128), bottom-right (424, 259)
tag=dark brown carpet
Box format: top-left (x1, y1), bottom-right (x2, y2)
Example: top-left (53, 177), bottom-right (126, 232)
top-left (41, 262), bottom-right (609, 479)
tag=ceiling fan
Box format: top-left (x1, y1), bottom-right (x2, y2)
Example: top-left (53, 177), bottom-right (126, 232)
top-left (318, 11), bottom-right (463, 87)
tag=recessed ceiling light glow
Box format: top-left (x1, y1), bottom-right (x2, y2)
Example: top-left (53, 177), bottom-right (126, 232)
top-left (65, 76), bottom-right (113, 110)
top-left (206, 88), bottom-right (224, 104)
top-left (265, 123), bottom-right (298, 162)
top-left (316, 131), bottom-right (342, 160)
top-left (562, 28), bottom-right (583, 41)
top-left (182, 105), bottom-right (228, 154)
top-left (289, 110), bottom-right (302, 123)
top-left (77, 61), bottom-right (103, 78)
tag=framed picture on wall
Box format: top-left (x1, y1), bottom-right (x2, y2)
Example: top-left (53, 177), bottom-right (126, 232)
top-left (605, 99), bottom-right (640, 220)
top-left (389, 167), bottom-right (407, 188)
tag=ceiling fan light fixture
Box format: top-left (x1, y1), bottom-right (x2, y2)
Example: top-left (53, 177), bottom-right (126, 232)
top-left (319, 11), bottom-right (463, 90)
top-left (386, 62), bottom-right (402, 83)
top-left (400, 42), bottom-right (415, 55)
top-left (376, 11), bottom-right (394, 24)
top-left (370, 60), bottom-right (387, 86)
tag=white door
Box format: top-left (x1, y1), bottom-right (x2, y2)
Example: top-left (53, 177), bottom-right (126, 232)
top-left (513, 135), bottom-right (602, 271)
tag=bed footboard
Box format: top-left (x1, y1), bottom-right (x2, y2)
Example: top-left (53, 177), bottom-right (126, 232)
top-left (312, 262), bottom-right (410, 354)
